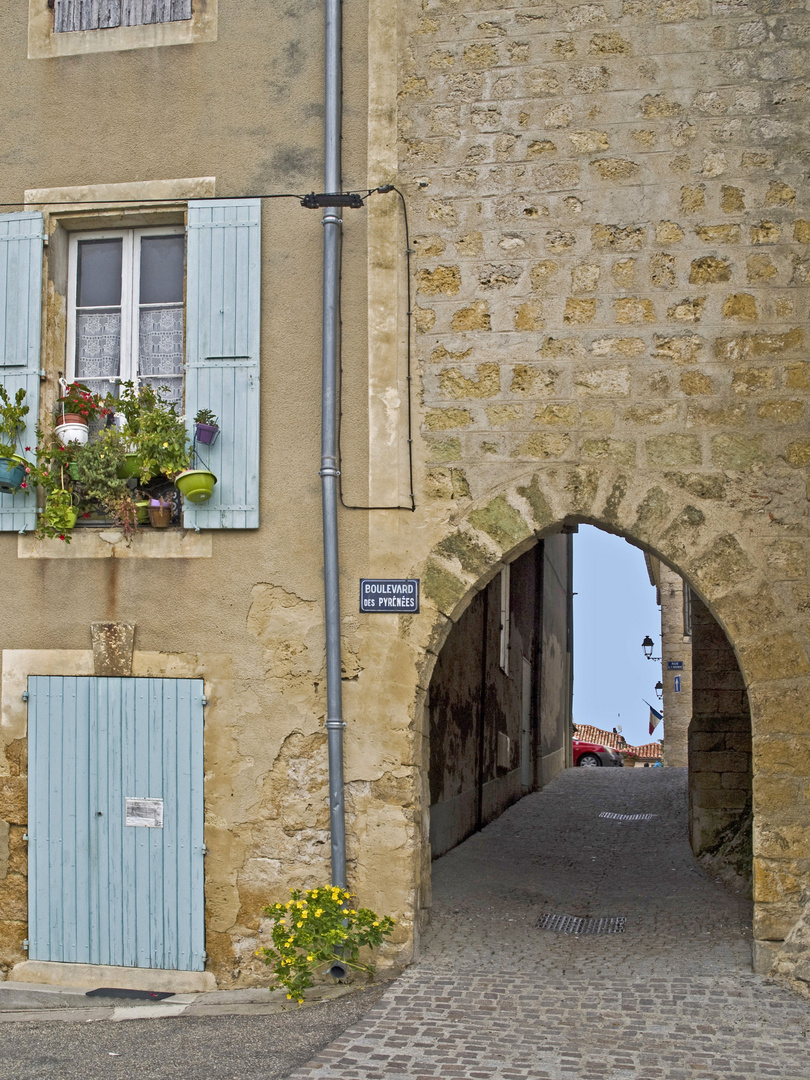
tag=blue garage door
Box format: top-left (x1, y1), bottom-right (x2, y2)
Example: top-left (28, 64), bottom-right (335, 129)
top-left (27, 677), bottom-right (205, 971)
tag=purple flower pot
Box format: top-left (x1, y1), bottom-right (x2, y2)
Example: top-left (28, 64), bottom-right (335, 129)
top-left (195, 422), bottom-right (219, 445)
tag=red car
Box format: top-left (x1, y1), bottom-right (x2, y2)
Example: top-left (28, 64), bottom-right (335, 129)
top-left (573, 736), bottom-right (624, 768)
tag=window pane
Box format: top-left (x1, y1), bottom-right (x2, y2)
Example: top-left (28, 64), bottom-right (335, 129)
top-left (140, 236), bottom-right (185, 305)
top-left (77, 239), bottom-right (123, 308)
top-left (76, 313), bottom-right (121, 384)
top-left (139, 307), bottom-right (184, 406)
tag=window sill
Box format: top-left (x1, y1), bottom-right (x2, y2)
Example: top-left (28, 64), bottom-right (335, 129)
top-left (28, 0), bottom-right (217, 59)
top-left (18, 528), bottom-right (212, 559)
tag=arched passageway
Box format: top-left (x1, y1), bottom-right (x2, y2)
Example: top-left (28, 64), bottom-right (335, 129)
top-left (425, 526), bottom-right (753, 891)
top-left (411, 466), bottom-right (809, 983)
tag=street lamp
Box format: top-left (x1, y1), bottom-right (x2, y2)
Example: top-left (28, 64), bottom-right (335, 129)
top-left (642, 635), bottom-right (661, 662)
top-left (655, 681), bottom-right (663, 701)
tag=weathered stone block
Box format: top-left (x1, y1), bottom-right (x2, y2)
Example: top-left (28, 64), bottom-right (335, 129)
top-left (711, 433), bottom-right (768, 470)
top-left (667, 296), bottom-right (705, 321)
top-left (655, 221), bottom-right (684, 243)
top-left (646, 434), bottom-right (701, 467)
top-left (535, 404), bottom-right (577, 425)
top-left (439, 364), bottom-right (500, 399)
top-left (785, 440), bottom-right (810, 467)
top-left (575, 367), bottom-right (630, 396)
top-left (469, 496), bottom-right (533, 551)
top-left (750, 221), bottom-right (781, 244)
top-left (765, 181), bottom-right (795, 206)
top-left (681, 185), bottom-right (705, 211)
top-left (680, 372), bottom-right (713, 395)
top-left (696, 224), bottom-right (741, 243)
top-left (511, 365), bottom-right (558, 396)
top-left (425, 408), bottom-right (473, 431)
top-left (731, 367), bottom-right (774, 394)
top-left (451, 301), bottom-right (490, 332)
top-left (591, 336), bottom-right (645, 357)
top-left (611, 259), bottom-right (636, 287)
top-left (742, 634), bottom-right (810, 681)
top-left (721, 186), bottom-right (745, 212)
top-left (512, 433), bottom-right (571, 459)
top-left (581, 438), bottom-right (635, 465)
top-left (569, 130), bottom-right (609, 153)
top-left (564, 298), bottom-right (597, 323)
top-left (687, 404), bottom-right (746, 427)
top-left (527, 140), bottom-right (557, 158)
top-left (571, 263), bottom-right (601, 292)
top-left (746, 254), bottom-right (777, 282)
top-left (615, 297), bottom-right (655, 324)
top-left (692, 535), bottom-right (753, 593)
top-left (514, 301), bottom-right (544, 330)
top-left (723, 293), bottom-right (758, 321)
top-left (486, 404), bottom-right (522, 426)
top-left (592, 223), bottom-right (645, 251)
top-left (530, 260), bottom-right (559, 289)
top-left (426, 437), bottom-right (462, 463)
top-left (416, 265), bottom-right (461, 296)
top-left (0, 780), bottom-right (26, 826)
top-left (591, 158), bottom-right (639, 181)
top-left (757, 400), bottom-right (803, 424)
top-left (689, 256), bottom-right (731, 284)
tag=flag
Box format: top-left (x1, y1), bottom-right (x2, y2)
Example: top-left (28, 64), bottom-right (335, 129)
top-left (644, 700), bottom-right (663, 735)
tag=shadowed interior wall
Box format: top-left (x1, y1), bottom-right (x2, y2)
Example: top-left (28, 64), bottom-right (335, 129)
top-left (688, 592), bottom-right (752, 861)
top-left (428, 538), bottom-right (571, 859)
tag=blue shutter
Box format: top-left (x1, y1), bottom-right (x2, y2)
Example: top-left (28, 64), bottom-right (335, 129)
top-left (184, 199), bottom-right (261, 529)
top-left (0, 212), bottom-right (42, 533)
top-left (28, 676), bottom-right (205, 971)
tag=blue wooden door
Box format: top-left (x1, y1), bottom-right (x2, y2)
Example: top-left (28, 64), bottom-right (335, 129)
top-left (27, 677), bottom-right (205, 971)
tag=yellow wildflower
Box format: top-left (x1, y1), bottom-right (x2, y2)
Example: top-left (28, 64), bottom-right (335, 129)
top-left (307, 954), bottom-right (315, 961)
top-left (287, 993), bottom-right (292, 999)
top-left (373, 922), bottom-right (379, 927)
top-left (297, 921), bottom-right (303, 928)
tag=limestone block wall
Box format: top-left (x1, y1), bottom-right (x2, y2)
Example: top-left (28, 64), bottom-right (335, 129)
top-left (660, 565), bottom-right (692, 767)
top-left (688, 593), bottom-right (752, 856)
top-left (399, 0), bottom-right (809, 496)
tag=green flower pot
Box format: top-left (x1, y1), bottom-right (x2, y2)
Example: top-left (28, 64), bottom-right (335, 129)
top-left (117, 452), bottom-right (141, 480)
top-left (175, 469), bottom-right (217, 504)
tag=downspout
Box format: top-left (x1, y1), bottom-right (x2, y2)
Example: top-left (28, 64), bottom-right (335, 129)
top-left (320, 0), bottom-right (347, 891)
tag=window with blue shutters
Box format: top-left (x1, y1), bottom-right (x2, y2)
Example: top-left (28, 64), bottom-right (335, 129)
top-left (0, 212), bottom-right (43, 534)
top-left (0, 199), bottom-right (261, 536)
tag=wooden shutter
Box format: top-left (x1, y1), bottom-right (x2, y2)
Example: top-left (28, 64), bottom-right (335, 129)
top-left (0, 212), bottom-right (43, 534)
top-left (184, 199), bottom-right (261, 530)
top-left (53, 0), bottom-right (191, 32)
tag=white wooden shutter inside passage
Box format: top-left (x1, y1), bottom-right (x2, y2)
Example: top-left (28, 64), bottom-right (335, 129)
top-left (0, 212), bottom-right (43, 533)
top-left (184, 199), bottom-right (261, 530)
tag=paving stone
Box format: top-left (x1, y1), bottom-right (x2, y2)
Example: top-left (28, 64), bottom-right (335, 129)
top-left (289, 769), bottom-right (810, 1079)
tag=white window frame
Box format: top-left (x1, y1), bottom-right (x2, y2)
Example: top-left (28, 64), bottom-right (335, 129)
top-left (66, 225), bottom-right (185, 394)
top-left (499, 564), bottom-right (511, 674)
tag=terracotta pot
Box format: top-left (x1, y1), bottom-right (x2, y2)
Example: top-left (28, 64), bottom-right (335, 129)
top-left (148, 505), bottom-right (172, 528)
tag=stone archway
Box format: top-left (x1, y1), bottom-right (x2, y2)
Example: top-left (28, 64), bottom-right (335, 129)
top-left (411, 463), bottom-right (810, 979)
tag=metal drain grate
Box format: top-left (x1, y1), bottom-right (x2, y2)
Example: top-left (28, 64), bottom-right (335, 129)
top-left (599, 811), bottom-right (656, 821)
top-left (536, 914), bottom-right (626, 935)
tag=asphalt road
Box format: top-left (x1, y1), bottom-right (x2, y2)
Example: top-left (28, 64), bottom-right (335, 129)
top-left (0, 983), bottom-right (388, 1080)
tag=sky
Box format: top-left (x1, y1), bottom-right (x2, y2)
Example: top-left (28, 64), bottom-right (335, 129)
top-left (572, 525), bottom-right (663, 749)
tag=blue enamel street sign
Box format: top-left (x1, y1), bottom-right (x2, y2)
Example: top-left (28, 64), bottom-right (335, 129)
top-left (360, 579), bottom-right (420, 613)
top-left (667, 660), bottom-right (684, 670)
top-left (674, 676), bottom-right (681, 692)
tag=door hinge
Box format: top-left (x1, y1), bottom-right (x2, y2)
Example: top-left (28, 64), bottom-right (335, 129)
top-left (201, 695), bottom-right (208, 706)
top-left (21, 691), bottom-right (28, 701)
top-left (201, 951), bottom-right (208, 961)
top-left (23, 834), bottom-right (29, 841)
top-left (201, 844), bottom-right (209, 855)
top-left (22, 939), bottom-right (29, 952)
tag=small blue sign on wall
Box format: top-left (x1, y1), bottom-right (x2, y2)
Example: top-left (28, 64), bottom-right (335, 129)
top-left (360, 579), bottom-right (420, 613)
top-left (667, 660), bottom-right (684, 670)
top-left (674, 676), bottom-right (681, 692)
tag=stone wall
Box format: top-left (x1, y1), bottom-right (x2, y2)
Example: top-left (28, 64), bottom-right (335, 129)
top-left (687, 593), bottom-right (752, 859)
top-left (660, 565), bottom-right (692, 767)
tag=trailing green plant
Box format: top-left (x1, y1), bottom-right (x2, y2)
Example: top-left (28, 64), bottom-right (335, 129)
top-left (37, 488), bottom-right (77, 543)
top-left (0, 385), bottom-right (29, 460)
top-left (257, 886), bottom-right (395, 1004)
top-left (193, 408), bottom-right (218, 426)
top-left (72, 428), bottom-right (139, 538)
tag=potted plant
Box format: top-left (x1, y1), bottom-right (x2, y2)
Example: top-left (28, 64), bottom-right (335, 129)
top-left (112, 382), bottom-right (192, 484)
top-left (72, 428), bottom-right (139, 540)
top-left (38, 488), bottom-right (78, 542)
top-left (147, 495), bottom-right (173, 528)
top-left (194, 408), bottom-right (219, 445)
top-left (175, 467), bottom-right (217, 503)
top-left (55, 382), bottom-right (108, 446)
top-left (0, 385), bottom-right (30, 493)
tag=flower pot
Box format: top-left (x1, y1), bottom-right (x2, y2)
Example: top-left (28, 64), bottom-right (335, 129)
top-left (195, 422), bottom-right (219, 446)
top-left (54, 417), bottom-right (89, 446)
top-left (117, 452), bottom-right (141, 480)
top-left (175, 469), bottom-right (217, 504)
top-left (135, 500), bottom-right (150, 525)
top-left (0, 456), bottom-right (26, 494)
top-left (148, 504), bottom-right (172, 528)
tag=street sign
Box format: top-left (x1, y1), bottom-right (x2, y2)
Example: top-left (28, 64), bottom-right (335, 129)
top-left (360, 579), bottom-right (420, 613)
top-left (674, 676), bottom-right (681, 693)
top-left (667, 660), bottom-right (684, 670)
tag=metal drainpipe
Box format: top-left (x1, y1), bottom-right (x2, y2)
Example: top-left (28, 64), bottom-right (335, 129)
top-left (320, 0), bottom-right (347, 892)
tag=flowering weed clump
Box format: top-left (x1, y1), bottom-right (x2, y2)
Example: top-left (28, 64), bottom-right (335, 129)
top-left (257, 885), bottom-right (395, 1004)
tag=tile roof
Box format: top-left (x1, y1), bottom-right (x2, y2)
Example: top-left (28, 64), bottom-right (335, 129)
top-left (573, 724), bottom-right (662, 760)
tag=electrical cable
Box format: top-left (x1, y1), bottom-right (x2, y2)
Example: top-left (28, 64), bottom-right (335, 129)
top-left (337, 185), bottom-right (416, 511)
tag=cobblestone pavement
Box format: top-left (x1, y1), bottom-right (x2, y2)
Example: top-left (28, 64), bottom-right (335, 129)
top-left (288, 768), bottom-right (810, 1079)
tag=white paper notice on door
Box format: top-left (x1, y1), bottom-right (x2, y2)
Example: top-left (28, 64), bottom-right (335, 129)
top-left (125, 797), bottom-right (164, 828)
